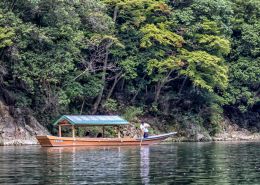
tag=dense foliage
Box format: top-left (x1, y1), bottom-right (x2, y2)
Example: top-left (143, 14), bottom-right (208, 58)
top-left (0, 0), bottom-right (259, 134)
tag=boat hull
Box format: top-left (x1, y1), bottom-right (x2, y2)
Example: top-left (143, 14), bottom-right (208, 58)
top-left (36, 132), bottom-right (177, 147)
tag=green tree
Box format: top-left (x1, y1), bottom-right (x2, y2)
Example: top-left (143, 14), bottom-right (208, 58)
top-left (223, 0), bottom-right (259, 127)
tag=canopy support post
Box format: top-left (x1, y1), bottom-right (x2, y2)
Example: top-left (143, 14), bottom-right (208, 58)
top-left (102, 126), bottom-right (105, 138)
top-left (117, 126), bottom-right (120, 138)
top-left (58, 125), bottom-right (62, 137)
top-left (72, 125), bottom-right (75, 138)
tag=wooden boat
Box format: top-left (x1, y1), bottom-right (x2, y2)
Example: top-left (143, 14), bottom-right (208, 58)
top-left (36, 115), bottom-right (177, 147)
top-left (37, 132), bottom-right (177, 147)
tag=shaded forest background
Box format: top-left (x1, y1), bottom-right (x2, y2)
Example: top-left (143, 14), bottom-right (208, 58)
top-left (0, 0), bottom-right (259, 136)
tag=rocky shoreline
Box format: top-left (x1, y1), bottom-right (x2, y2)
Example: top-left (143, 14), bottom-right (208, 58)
top-left (0, 100), bottom-right (259, 145)
top-left (170, 133), bottom-right (260, 142)
top-left (0, 101), bottom-right (49, 145)
top-left (171, 123), bottom-right (260, 142)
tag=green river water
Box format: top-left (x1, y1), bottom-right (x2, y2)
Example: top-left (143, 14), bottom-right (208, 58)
top-left (0, 142), bottom-right (259, 184)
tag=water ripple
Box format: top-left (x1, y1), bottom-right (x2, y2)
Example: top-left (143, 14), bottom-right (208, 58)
top-left (0, 142), bottom-right (259, 184)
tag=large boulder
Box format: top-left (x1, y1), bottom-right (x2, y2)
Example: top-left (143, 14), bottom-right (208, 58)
top-left (0, 101), bottom-right (49, 145)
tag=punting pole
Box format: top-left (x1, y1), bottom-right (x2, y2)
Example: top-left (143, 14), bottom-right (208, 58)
top-left (117, 126), bottom-right (120, 138)
top-left (140, 136), bottom-right (143, 146)
top-left (58, 125), bottom-right (62, 137)
top-left (72, 125), bottom-right (75, 138)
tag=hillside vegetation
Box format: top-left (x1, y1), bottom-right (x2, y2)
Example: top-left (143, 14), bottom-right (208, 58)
top-left (0, 0), bottom-right (259, 138)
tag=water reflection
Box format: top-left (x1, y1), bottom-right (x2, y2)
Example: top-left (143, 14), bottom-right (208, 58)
top-left (0, 142), bottom-right (259, 184)
top-left (45, 146), bottom-right (127, 184)
top-left (140, 146), bottom-right (150, 185)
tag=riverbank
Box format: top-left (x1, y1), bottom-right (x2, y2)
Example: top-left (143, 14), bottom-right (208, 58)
top-left (169, 124), bottom-right (260, 142)
top-left (1, 98), bottom-right (259, 145)
top-left (170, 132), bottom-right (260, 142)
top-left (0, 101), bottom-right (49, 145)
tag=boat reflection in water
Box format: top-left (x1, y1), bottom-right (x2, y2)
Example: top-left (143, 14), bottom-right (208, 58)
top-left (45, 146), bottom-right (153, 184)
top-left (140, 146), bottom-right (150, 185)
top-left (45, 146), bottom-right (136, 184)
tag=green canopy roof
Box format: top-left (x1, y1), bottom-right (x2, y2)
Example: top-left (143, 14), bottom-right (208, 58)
top-left (54, 115), bottom-right (128, 126)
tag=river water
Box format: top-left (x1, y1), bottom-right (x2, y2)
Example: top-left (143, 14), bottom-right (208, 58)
top-left (0, 142), bottom-right (259, 184)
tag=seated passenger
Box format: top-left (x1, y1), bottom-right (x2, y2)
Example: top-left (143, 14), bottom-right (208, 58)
top-left (85, 130), bottom-right (90, 137)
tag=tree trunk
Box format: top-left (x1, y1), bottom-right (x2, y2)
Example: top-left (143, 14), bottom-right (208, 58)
top-left (162, 95), bottom-right (170, 115)
top-left (131, 75), bottom-right (147, 103)
top-left (106, 72), bottom-right (122, 101)
top-left (92, 48), bottom-right (109, 114)
top-left (120, 78), bottom-right (125, 91)
top-left (153, 70), bottom-right (175, 104)
top-left (178, 76), bottom-right (188, 95)
top-left (131, 88), bottom-right (140, 103)
top-left (154, 82), bottom-right (163, 105)
top-left (9, 0), bottom-right (17, 11)
top-left (113, 6), bottom-right (119, 22)
top-left (80, 99), bottom-right (85, 115)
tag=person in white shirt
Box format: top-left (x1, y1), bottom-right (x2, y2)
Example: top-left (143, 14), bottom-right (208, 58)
top-left (140, 121), bottom-right (149, 138)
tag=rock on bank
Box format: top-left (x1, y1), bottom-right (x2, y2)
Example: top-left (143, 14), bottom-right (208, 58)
top-left (0, 101), bottom-right (49, 145)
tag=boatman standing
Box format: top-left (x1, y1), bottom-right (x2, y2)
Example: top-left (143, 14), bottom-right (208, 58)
top-left (140, 121), bottom-right (150, 138)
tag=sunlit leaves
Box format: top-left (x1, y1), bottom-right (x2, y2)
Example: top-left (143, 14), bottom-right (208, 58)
top-left (147, 56), bottom-right (183, 76)
top-left (0, 27), bottom-right (14, 48)
top-left (0, 12), bottom-right (15, 48)
top-left (180, 49), bottom-right (228, 91)
top-left (103, 0), bottom-right (171, 27)
top-left (88, 34), bottom-right (123, 48)
top-left (197, 34), bottom-right (230, 56)
top-left (140, 23), bottom-right (184, 48)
